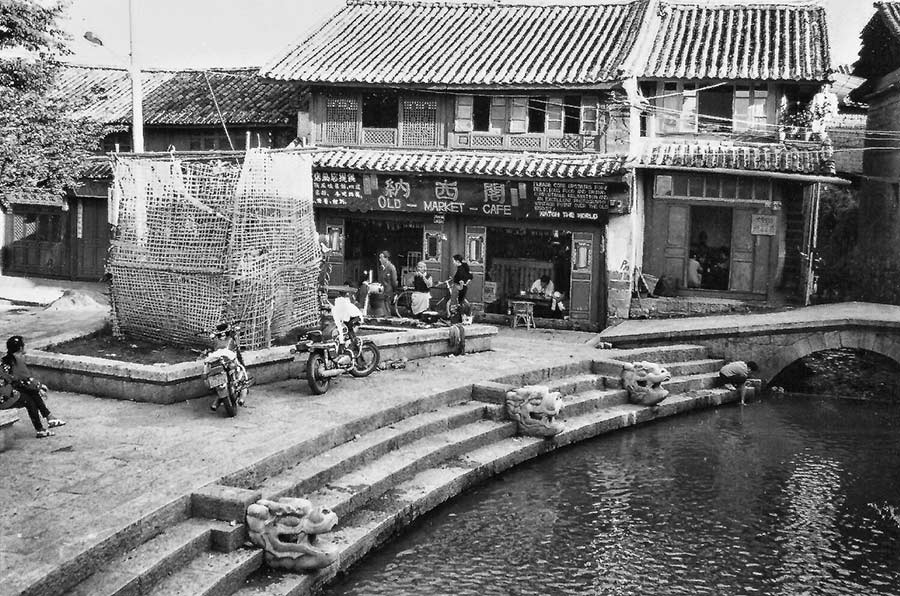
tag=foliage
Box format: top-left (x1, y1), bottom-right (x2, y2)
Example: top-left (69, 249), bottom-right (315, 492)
top-left (0, 0), bottom-right (109, 204)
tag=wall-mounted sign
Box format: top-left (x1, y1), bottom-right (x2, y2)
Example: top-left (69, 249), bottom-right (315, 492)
top-left (312, 171), bottom-right (621, 221)
top-left (750, 214), bottom-right (777, 236)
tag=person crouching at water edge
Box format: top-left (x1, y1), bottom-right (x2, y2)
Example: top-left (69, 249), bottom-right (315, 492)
top-left (0, 335), bottom-right (67, 438)
top-left (718, 360), bottom-right (759, 405)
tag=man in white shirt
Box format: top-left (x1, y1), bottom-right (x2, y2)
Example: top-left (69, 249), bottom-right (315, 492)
top-left (530, 274), bottom-right (554, 297)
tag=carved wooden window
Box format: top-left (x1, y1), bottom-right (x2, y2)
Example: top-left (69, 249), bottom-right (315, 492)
top-left (325, 96), bottom-right (360, 145)
top-left (401, 98), bottom-right (438, 146)
top-left (423, 231), bottom-right (443, 262)
top-left (573, 240), bottom-right (592, 271)
top-left (455, 95), bottom-right (474, 132)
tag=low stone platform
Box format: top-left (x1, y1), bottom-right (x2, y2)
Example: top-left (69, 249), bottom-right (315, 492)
top-left (28, 324), bottom-right (496, 404)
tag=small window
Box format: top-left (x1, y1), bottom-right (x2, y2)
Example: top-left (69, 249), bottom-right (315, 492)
top-left (362, 92), bottom-right (399, 128)
top-left (473, 96), bottom-right (491, 132)
top-left (563, 95), bottom-right (581, 134)
top-left (655, 175), bottom-right (674, 196)
top-left (697, 86), bottom-right (733, 133)
top-left (528, 97), bottom-right (547, 133)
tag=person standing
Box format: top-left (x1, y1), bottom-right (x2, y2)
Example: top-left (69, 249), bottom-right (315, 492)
top-left (378, 250), bottom-right (399, 317)
top-left (0, 336), bottom-right (66, 438)
top-left (451, 253), bottom-right (472, 309)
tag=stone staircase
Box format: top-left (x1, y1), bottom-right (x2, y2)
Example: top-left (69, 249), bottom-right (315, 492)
top-left (57, 343), bottom-right (737, 596)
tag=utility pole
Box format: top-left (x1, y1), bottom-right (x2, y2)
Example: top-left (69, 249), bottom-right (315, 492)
top-left (128, 0), bottom-right (144, 153)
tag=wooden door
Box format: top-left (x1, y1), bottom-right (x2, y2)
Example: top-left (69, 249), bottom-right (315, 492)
top-left (323, 217), bottom-right (345, 286)
top-left (663, 203), bottom-right (689, 283)
top-left (569, 231), bottom-right (594, 322)
top-left (73, 198), bottom-right (109, 280)
top-left (422, 224), bottom-right (444, 282)
top-left (464, 225), bottom-right (486, 311)
top-left (729, 208), bottom-right (770, 295)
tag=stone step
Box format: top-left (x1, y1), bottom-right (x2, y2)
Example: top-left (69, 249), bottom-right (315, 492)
top-left (560, 387), bottom-right (630, 418)
top-left (142, 548), bottom-right (262, 596)
top-left (227, 386), bottom-right (740, 596)
top-left (217, 385), bottom-right (476, 491)
top-left (662, 358), bottom-right (725, 377)
top-left (543, 372), bottom-right (606, 395)
top-left (666, 372), bottom-right (721, 394)
top-left (259, 401), bottom-right (499, 501)
top-left (307, 418), bottom-right (517, 519)
top-left (610, 344), bottom-right (711, 364)
top-left (64, 518), bottom-right (233, 596)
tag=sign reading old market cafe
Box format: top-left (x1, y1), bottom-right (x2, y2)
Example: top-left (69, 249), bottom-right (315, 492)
top-left (312, 171), bottom-right (619, 221)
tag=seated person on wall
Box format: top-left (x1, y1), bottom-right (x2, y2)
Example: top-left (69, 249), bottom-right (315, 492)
top-left (529, 274), bottom-right (567, 317)
top-left (0, 335), bottom-right (66, 439)
top-left (410, 261), bottom-right (433, 318)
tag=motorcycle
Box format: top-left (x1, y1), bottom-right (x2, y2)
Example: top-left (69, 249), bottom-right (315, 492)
top-left (202, 322), bottom-right (252, 417)
top-left (292, 296), bottom-right (381, 395)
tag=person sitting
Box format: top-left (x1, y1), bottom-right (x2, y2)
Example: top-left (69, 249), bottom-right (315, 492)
top-left (718, 360), bottom-right (760, 405)
top-left (530, 274), bottom-right (555, 297)
top-left (0, 335), bottom-right (66, 438)
top-left (410, 261), bottom-right (433, 317)
top-left (687, 253), bottom-right (703, 288)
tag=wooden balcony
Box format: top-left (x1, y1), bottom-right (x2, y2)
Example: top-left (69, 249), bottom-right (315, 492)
top-left (449, 132), bottom-right (614, 153)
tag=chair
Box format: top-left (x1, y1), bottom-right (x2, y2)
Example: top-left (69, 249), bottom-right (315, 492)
top-left (509, 300), bottom-right (535, 330)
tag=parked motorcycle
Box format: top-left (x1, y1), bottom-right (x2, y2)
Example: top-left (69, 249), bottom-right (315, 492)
top-left (292, 296), bottom-right (380, 395)
top-left (202, 322), bottom-right (252, 417)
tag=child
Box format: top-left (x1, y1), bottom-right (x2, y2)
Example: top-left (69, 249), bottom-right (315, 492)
top-left (718, 360), bottom-right (759, 405)
top-left (0, 336), bottom-right (66, 438)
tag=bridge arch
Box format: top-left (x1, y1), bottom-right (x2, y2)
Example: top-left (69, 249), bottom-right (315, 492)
top-left (763, 329), bottom-right (900, 380)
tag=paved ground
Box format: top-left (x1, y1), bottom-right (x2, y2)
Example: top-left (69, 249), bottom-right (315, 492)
top-left (0, 275), bottom-right (602, 595)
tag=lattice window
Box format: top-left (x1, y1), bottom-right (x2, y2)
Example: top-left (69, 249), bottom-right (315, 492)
top-left (548, 135), bottom-right (583, 151)
top-left (401, 98), bottom-right (438, 147)
top-left (362, 128), bottom-right (397, 145)
top-left (509, 136), bottom-right (542, 149)
top-left (12, 213), bottom-right (28, 241)
top-left (471, 134), bottom-right (504, 148)
top-left (325, 96), bottom-right (360, 145)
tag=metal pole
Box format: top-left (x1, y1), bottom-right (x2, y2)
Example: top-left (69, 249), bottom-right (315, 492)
top-left (128, 0), bottom-right (144, 153)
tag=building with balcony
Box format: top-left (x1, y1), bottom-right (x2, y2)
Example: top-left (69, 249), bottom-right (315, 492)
top-left (262, 0), bottom-right (843, 327)
top-left (0, 65), bottom-right (302, 280)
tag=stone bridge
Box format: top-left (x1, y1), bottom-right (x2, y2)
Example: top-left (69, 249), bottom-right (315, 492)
top-left (595, 302), bottom-right (900, 382)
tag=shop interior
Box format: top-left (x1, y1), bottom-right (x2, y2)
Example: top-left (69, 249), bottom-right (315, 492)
top-left (343, 218), bottom-right (424, 287)
top-left (484, 227), bottom-right (572, 316)
top-left (689, 206), bottom-right (732, 291)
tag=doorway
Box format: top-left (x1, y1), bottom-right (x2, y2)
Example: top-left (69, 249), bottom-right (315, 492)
top-left (689, 206), bottom-right (732, 291)
top-left (343, 218), bottom-right (424, 286)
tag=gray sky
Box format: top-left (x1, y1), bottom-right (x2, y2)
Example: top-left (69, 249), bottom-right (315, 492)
top-left (63, 0), bottom-right (872, 70)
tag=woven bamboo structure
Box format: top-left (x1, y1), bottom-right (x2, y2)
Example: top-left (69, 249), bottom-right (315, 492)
top-left (108, 149), bottom-right (321, 349)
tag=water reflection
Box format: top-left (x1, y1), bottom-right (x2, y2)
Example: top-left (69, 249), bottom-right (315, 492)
top-left (322, 397), bottom-right (900, 596)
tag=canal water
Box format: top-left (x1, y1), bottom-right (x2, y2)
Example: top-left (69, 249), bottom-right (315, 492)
top-left (322, 396), bottom-right (900, 596)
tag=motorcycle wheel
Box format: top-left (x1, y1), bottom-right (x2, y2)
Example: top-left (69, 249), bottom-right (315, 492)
top-left (350, 341), bottom-right (380, 377)
top-left (306, 352), bottom-right (330, 394)
top-left (222, 376), bottom-right (237, 417)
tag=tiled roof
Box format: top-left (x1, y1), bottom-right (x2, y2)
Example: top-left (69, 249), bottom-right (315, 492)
top-left (56, 65), bottom-right (301, 126)
top-left (314, 148), bottom-right (630, 178)
top-left (874, 1), bottom-right (900, 38)
top-left (854, 2), bottom-right (900, 79)
top-left (80, 157), bottom-right (114, 179)
top-left (261, 0), bottom-right (648, 86)
top-left (639, 142), bottom-right (836, 175)
top-left (634, 1), bottom-right (831, 81)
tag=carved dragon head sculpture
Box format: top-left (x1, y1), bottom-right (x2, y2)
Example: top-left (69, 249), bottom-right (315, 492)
top-left (246, 497), bottom-right (339, 572)
top-left (621, 361), bottom-right (671, 406)
top-left (505, 385), bottom-right (565, 438)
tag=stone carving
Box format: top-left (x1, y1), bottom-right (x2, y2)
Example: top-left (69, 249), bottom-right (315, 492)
top-left (505, 385), bottom-right (565, 437)
top-left (246, 498), bottom-right (339, 572)
top-left (621, 361), bottom-right (671, 406)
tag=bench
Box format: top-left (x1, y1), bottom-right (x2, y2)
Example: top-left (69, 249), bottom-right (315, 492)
top-left (0, 410), bottom-right (20, 452)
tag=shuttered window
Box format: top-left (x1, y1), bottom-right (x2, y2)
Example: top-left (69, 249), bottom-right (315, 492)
top-left (580, 96), bottom-right (599, 135)
top-left (546, 96), bottom-right (563, 137)
top-left (508, 97), bottom-right (528, 133)
top-left (455, 95), bottom-right (474, 132)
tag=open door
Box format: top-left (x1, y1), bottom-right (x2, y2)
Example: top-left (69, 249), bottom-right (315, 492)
top-left (464, 225), bottom-right (486, 311)
top-left (800, 183), bottom-right (821, 305)
top-left (663, 203), bottom-right (689, 283)
top-left (322, 217), bottom-right (345, 286)
top-left (569, 231), bottom-right (594, 323)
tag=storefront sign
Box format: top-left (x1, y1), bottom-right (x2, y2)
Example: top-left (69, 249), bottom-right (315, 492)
top-left (750, 214), bottom-right (777, 236)
top-left (312, 171), bottom-right (616, 221)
